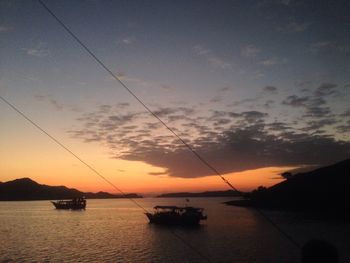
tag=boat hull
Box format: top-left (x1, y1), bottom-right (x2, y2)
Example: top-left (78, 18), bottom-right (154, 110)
top-left (145, 212), bottom-right (204, 226)
top-left (51, 200), bottom-right (86, 210)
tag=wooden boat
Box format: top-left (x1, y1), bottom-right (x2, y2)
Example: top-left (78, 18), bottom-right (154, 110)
top-left (145, 206), bottom-right (207, 225)
top-left (51, 197), bottom-right (86, 210)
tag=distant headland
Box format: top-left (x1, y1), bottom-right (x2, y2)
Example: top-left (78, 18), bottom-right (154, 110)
top-left (0, 178), bottom-right (142, 201)
top-left (157, 190), bottom-right (240, 198)
top-left (225, 158), bottom-right (350, 212)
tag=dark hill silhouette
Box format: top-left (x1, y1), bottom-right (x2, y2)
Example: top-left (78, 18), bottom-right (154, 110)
top-left (157, 190), bottom-right (240, 198)
top-left (0, 178), bottom-right (142, 201)
top-left (226, 158), bottom-right (350, 211)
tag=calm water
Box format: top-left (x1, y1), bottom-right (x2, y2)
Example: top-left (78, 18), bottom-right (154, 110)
top-left (0, 198), bottom-right (349, 262)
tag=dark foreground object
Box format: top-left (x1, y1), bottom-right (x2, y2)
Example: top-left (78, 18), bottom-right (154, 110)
top-left (302, 239), bottom-right (338, 263)
top-left (145, 206), bottom-right (207, 225)
top-left (226, 159), bottom-right (350, 213)
top-left (51, 197), bottom-right (86, 210)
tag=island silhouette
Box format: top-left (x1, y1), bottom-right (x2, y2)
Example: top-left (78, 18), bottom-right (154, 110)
top-left (1, 158), bottom-right (349, 206)
top-left (226, 158), bottom-right (350, 213)
top-left (0, 178), bottom-right (142, 201)
top-left (157, 190), bottom-right (240, 198)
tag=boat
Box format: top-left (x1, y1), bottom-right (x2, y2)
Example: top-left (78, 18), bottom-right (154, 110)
top-left (145, 205), bottom-right (207, 225)
top-left (51, 197), bottom-right (86, 210)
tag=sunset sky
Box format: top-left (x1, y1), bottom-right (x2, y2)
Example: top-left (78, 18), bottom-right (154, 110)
top-left (1, 0), bottom-right (349, 194)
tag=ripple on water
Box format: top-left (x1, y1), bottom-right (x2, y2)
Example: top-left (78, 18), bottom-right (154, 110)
top-left (2, 198), bottom-right (350, 262)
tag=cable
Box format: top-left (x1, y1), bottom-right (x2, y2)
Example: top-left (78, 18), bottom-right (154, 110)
top-left (0, 95), bottom-right (148, 214)
top-left (255, 208), bottom-right (301, 249)
top-left (35, 0), bottom-right (301, 252)
top-left (169, 229), bottom-right (211, 261)
top-left (37, 0), bottom-right (240, 194)
top-left (0, 94), bottom-right (212, 262)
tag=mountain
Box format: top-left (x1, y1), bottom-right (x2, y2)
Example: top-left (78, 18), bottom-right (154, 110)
top-left (84, 191), bottom-right (140, 199)
top-left (0, 178), bottom-right (142, 201)
top-left (226, 159), bottom-right (350, 211)
top-left (157, 190), bottom-right (240, 198)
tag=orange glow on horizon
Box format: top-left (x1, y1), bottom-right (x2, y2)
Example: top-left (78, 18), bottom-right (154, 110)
top-left (1, 149), bottom-right (295, 195)
top-left (0, 121), bottom-right (297, 195)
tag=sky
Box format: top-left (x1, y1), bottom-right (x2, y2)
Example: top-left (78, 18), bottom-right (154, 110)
top-left (0, 0), bottom-right (349, 194)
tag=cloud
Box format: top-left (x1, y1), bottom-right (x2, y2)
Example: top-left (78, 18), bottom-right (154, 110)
top-left (314, 83), bottom-right (338, 97)
top-left (230, 97), bottom-right (260, 107)
top-left (304, 105), bottom-right (331, 118)
top-left (117, 37), bottom-right (135, 45)
top-left (160, 84), bottom-right (172, 91)
top-left (122, 38), bottom-right (133, 45)
top-left (281, 0), bottom-right (292, 5)
top-left (69, 81), bottom-right (349, 179)
top-left (336, 108), bottom-right (350, 134)
top-left (69, 105), bottom-right (196, 146)
top-left (207, 56), bottom-right (232, 69)
top-left (116, 72), bottom-right (173, 93)
top-left (259, 57), bottom-right (287, 66)
top-left (295, 80), bottom-right (313, 89)
top-left (153, 106), bottom-right (195, 118)
top-left (117, 102), bottom-right (130, 108)
top-left (240, 111), bottom-right (268, 121)
top-left (340, 109), bottom-right (350, 117)
top-left (282, 95), bottom-right (332, 119)
top-left (192, 45), bottom-right (210, 56)
top-left (282, 95), bottom-right (309, 107)
top-left (210, 96), bottom-right (222, 103)
top-left (34, 94), bottom-right (63, 111)
top-left (0, 25), bottom-right (11, 32)
top-left (263, 85), bottom-right (278, 93)
top-left (263, 100), bottom-right (275, 109)
top-left (153, 107), bottom-right (178, 117)
top-left (220, 86), bottom-right (230, 92)
top-left (229, 88), bottom-right (277, 108)
top-left (336, 121), bottom-right (350, 134)
top-left (116, 72), bottom-right (151, 86)
top-left (266, 122), bottom-right (290, 132)
top-left (255, 0), bottom-right (293, 8)
top-left (309, 41), bottom-right (350, 53)
top-left (148, 172), bottom-right (168, 176)
top-left (278, 22), bottom-right (311, 33)
top-left (241, 44), bottom-right (261, 58)
top-left (21, 43), bottom-right (49, 57)
top-left (193, 45), bottom-right (232, 70)
top-left (309, 41), bottom-right (332, 52)
top-left (254, 70), bottom-right (265, 79)
top-left (209, 110), bottom-right (267, 123)
top-left (117, 125), bottom-right (350, 178)
top-left (304, 119), bottom-right (337, 131)
top-left (281, 83), bottom-right (341, 123)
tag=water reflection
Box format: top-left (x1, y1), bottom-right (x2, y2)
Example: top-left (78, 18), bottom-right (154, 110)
top-left (0, 198), bottom-right (348, 262)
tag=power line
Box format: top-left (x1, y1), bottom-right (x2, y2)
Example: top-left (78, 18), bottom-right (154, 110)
top-left (0, 95), bottom-right (212, 262)
top-left (255, 207), bottom-right (301, 249)
top-left (35, 0), bottom-right (301, 251)
top-left (37, 0), bottom-right (240, 194)
top-left (0, 95), bottom-right (148, 214)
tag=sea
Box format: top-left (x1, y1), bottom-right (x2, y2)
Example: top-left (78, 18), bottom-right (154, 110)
top-left (0, 198), bottom-right (349, 263)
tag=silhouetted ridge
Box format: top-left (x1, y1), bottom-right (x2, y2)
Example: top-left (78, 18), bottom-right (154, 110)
top-left (0, 178), bottom-right (142, 201)
top-left (9, 177), bottom-right (38, 186)
top-left (226, 159), bottom-right (350, 212)
top-left (157, 190), bottom-right (240, 198)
